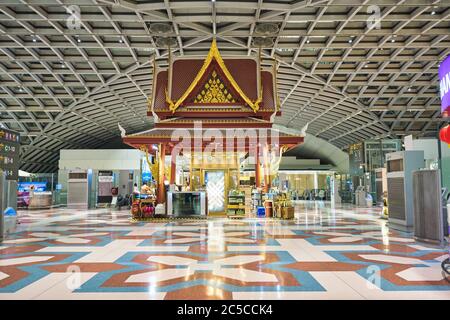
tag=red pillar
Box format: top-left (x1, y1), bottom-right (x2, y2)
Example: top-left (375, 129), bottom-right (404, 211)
top-left (157, 143), bottom-right (166, 204)
top-left (170, 149), bottom-right (176, 185)
top-left (262, 144), bottom-right (270, 193)
top-left (255, 145), bottom-right (261, 188)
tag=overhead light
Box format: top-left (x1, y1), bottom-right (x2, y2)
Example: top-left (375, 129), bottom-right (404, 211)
top-left (31, 35), bottom-right (37, 43)
top-left (391, 39), bottom-right (395, 43)
top-left (119, 37), bottom-right (123, 43)
top-left (348, 39), bottom-right (353, 43)
top-left (431, 11), bottom-right (436, 15)
top-left (18, 87), bottom-right (23, 92)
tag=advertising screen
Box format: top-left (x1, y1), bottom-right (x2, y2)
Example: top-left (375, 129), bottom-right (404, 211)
top-left (18, 182), bottom-right (47, 192)
top-left (0, 127), bottom-right (20, 180)
top-left (439, 55), bottom-right (450, 114)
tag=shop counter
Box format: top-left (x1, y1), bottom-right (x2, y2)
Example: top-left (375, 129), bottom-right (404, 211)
top-left (28, 191), bottom-right (52, 209)
top-left (167, 191), bottom-right (206, 217)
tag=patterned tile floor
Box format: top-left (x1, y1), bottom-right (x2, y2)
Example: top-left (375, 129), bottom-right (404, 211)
top-left (0, 201), bottom-right (449, 300)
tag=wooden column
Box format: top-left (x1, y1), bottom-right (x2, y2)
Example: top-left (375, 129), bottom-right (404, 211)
top-left (157, 143), bottom-right (166, 204)
top-left (255, 145), bottom-right (261, 188)
top-left (262, 144), bottom-right (270, 193)
top-left (170, 149), bottom-right (176, 185)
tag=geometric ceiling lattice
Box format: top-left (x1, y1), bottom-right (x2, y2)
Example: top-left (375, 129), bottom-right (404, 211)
top-left (0, 1), bottom-right (448, 172)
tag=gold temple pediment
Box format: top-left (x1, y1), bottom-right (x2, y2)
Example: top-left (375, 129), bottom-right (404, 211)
top-left (165, 39), bottom-right (261, 113)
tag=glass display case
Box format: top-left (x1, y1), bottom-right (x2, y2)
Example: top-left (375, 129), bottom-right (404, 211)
top-left (167, 191), bottom-right (206, 216)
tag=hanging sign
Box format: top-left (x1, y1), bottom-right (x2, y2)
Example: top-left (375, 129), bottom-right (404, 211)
top-left (439, 55), bottom-right (450, 114)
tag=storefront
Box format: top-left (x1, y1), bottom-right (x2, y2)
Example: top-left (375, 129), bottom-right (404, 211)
top-left (124, 40), bottom-right (303, 219)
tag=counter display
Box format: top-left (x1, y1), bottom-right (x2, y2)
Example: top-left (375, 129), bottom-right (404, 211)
top-left (28, 191), bottom-right (52, 209)
top-left (167, 191), bottom-right (206, 217)
top-left (131, 194), bottom-right (156, 219)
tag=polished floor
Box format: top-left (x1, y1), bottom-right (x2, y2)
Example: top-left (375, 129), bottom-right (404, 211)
top-left (0, 201), bottom-right (449, 300)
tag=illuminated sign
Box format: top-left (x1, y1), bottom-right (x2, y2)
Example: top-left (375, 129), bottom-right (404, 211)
top-left (439, 55), bottom-right (450, 114)
top-left (0, 128), bottom-right (20, 180)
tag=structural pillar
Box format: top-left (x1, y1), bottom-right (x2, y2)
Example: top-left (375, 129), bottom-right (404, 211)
top-left (255, 146), bottom-right (261, 188)
top-left (262, 144), bottom-right (270, 193)
top-left (157, 143), bottom-right (166, 204)
top-left (170, 149), bottom-right (176, 185)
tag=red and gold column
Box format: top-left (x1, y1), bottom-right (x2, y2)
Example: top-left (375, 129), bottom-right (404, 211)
top-left (170, 148), bottom-right (176, 185)
top-left (157, 143), bottom-right (166, 204)
top-left (255, 145), bottom-right (261, 188)
top-left (262, 144), bottom-right (270, 193)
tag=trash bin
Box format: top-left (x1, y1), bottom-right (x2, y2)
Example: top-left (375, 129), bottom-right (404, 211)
top-left (3, 207), bottom-right (17, 236)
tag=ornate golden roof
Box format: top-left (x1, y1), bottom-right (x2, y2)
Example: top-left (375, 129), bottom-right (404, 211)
top-left (165, 39), bottom-right (262, 113)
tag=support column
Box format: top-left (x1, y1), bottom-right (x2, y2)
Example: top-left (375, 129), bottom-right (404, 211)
top-left (158, 143), bottom-right (166, 204)
top-left (170, 149), bottom-right (176, 185)
top-left (263, 144), bottom-right (270, 193)
top-left (255, 146), bottom-right (261, 188)
top-left (313, 172), bottom-right (318, 191)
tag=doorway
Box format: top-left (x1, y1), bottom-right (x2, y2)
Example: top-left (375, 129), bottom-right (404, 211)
top-left (204, 170), bottom-right (226, 215)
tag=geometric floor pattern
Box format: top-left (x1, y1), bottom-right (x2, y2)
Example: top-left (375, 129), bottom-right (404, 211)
top-left (1, 201), bottom-right (449, 300)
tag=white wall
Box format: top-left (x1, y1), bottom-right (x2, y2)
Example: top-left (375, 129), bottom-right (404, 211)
top-left (405, 137), bottom-right (439, 160)
top-left (59, 149), bottom-right (142, 170)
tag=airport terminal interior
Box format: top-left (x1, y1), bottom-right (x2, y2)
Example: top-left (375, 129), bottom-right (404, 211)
top-left (0, 0), bottom-right (449, 300)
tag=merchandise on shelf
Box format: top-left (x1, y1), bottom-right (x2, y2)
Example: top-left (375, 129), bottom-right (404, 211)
top-left (227, 189), bottom-right (246, 216)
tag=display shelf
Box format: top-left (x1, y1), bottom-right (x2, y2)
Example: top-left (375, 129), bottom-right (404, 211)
top-left (227, 190), bottom-right (246, 217)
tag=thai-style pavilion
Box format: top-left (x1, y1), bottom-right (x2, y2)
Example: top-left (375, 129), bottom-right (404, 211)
top-left (123, 40), bottom-right (303, 211)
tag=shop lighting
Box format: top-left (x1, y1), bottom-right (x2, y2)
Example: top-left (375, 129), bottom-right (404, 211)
top-left (152, 144), bottom-right (158, 150)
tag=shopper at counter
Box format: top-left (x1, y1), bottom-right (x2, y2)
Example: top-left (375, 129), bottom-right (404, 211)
top-left (133, 183), bottom-right (139, 194)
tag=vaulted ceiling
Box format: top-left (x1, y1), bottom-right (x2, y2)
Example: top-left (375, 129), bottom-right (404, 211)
top-left (0, 0), bottom-right (448, 172)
